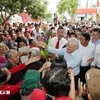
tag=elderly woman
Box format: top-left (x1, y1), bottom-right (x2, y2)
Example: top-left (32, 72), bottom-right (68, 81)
top-left (5, 49), bottom-right (43, 83)
top-left (5, 49), bottom-right (23, 70)
top-left (5, 50), bottom-right (42, 100)
top-left (0, 54), bottom-right (42, 100)
top-left (26, 47), bottom-right (44, 71)
top-left (5, 49), bottom-right (47, 83)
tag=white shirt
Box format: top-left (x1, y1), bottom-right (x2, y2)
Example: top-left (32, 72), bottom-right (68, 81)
top-left (64, 26), bottom-right (69, 33)
top-left (92, 44), bottom-right (100, 68)
top-left (47, 47), bottom-right (82, 76)
top-left (79, 42), bottom-right (95, 66)
top-left (49, 37), bottom-right (67, 49)
top-left (33, 29), bottom-right (43, 39)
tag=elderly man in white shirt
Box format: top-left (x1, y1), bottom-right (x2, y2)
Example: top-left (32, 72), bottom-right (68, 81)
top-left (49, 26), bottom-right (67, 49)
top-left (79, 33), bottom-right (95, 84)
top-left (38, 38), bottom-right (82, 90)
top-left (91, 44), bottom-right (100, 69)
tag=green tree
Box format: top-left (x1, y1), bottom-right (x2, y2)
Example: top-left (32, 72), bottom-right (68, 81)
top-left (57, 0), bottom-right (79, 23)
top-left (59, 14), bottom-right (66, 22)
top-left (44, 11), bottom-right (52, 22)
top-left (0, 0), bottom-right (48, 24)
top-left (26, 0), bottom-right (48, 19)
top-left (0, 0), bottom-right (21, 24)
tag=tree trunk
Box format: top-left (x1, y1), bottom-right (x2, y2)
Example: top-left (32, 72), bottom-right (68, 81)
top-left (1, 14), bottom-right (12, 25)
top-left (0, 11), bottom-right (5, 25)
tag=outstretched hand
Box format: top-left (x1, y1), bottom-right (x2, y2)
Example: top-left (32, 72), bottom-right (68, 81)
top-left (42, 61), bottom-right (51, 69)
top-left (25, 54), bottom-right (41, 66)
top-left (30, 54), bottom-right (41, 63)
top-left (78, 78), bottom-right (83, 97)
top-left (39, 61), bottom-right (51, 77)
top-left (37, 41), bottom-right (47, 49)
top-left (87, 58), bottom-right (94, 65)
top-left (68, 69), bottom-right (74, 81)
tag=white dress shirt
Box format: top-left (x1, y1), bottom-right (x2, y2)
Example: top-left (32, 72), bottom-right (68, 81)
top-left (78, 42), bottom-right (95, 66)
top-left (49, 37), bottom-right (67, 49)
top-left (90, 39), bottom-right (100, 46)
top-left (47, 47), bottom-right (82, 76)
top-left (33, 29), bottom-right (43, 39)
top-left (91, 44), bottom-right (100, 68)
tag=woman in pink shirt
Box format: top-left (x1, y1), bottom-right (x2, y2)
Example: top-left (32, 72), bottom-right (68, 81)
top-left (0, 43), bottom-right (8, 68)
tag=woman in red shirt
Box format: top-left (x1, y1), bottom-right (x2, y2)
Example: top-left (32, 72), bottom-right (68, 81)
top-left (0, 68), bottom-right (22, 100)
top-left (0, 54), bottom-right (41, 100)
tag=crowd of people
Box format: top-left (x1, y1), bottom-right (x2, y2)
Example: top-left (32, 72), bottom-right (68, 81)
top-left (0, 20), bottom-right (100, 100)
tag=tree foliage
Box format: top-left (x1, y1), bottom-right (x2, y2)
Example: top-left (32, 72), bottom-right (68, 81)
top-left (0, 0), bottom-right (48, 24)
top-left (0, 0), bottom-right (21, 23)
top-left (25, 0), bottom-right (48, 19)
top-left (57, 0), bottom-right (79, 15)
top-left (59, 14), bottom-right (66, 22)
top-left (44, 11), bottom-right (52, 22)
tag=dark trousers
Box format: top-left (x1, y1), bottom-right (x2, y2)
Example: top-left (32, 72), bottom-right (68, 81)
top-left (80, 66), bottom-right (90, 84)
top-left (95, 66), bottom-right (100, 69)
top-left (75, 74), bottom-right (80, 90)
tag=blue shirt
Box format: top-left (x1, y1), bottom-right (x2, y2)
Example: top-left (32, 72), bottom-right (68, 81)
top-left (47, 47), bottom-right (82, 76)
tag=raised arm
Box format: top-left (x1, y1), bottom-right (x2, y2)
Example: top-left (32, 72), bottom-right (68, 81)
top-left (9, 55), bottom-right (40, 74)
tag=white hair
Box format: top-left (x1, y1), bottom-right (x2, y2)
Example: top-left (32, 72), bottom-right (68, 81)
top-left (67, 38), bottom-right (79, 49)
top-left (28, 47), bottom-right (40, 58)
top-left (5, 49), bottom-right (17, 59)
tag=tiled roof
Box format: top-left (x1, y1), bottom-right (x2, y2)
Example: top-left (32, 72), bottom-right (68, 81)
top-left (75, 8), bottom-right (98, 14)
top-left (18, 12), bottom-right (38, 23)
